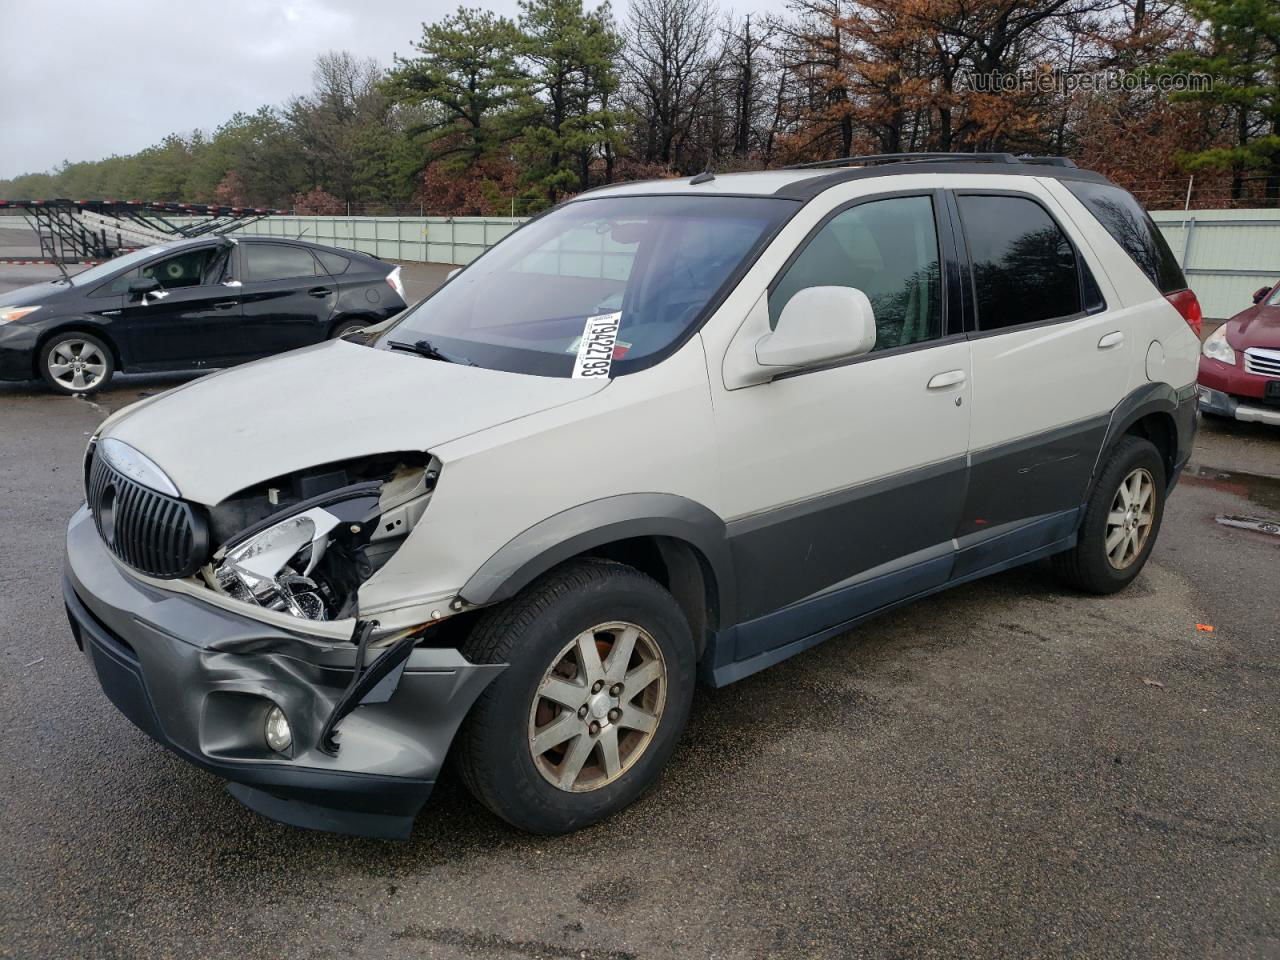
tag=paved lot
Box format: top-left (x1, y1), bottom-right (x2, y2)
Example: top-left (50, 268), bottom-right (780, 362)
top-left (1, 261), bottom-right (1277, 959)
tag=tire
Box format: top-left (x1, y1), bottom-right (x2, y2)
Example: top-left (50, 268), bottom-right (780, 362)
top-left (329, 319), bottom-right (370, 340)
top-left (39, 331), bottom-right (114, 395)
top-left (455, 558), bottom-right (696, 834)
top-left (1053, 435), bottom-right (1166, 594)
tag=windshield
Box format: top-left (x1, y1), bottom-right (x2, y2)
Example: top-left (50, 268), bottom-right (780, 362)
top-left (381, 195), bottom-right (796, 377)
top-left (67, 244), bottom-right (176, 286)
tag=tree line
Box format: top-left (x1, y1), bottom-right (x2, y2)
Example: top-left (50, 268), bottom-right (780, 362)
top-left (2, 0), bottom-right (1277, 213)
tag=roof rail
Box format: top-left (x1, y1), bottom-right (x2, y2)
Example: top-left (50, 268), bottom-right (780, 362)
top-left (783, 152), bottom-right (1076, 171)
top-left (1015, 155), bottom-right (1078, 168)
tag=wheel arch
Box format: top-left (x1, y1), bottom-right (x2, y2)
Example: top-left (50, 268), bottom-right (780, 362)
top-left (1093, 383), bottom-right (1182, 489)
top-left (34, 322), bottom-right (125, 377)
top-left (458, 494), bottom-right (736, 655)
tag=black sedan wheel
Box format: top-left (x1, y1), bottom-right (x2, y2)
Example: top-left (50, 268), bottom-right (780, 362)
top-left (40, 332), bottom-right (114, 395)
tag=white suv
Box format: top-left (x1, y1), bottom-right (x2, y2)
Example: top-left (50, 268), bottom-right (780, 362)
top-left (65, 154), bottom-right (1201, 838)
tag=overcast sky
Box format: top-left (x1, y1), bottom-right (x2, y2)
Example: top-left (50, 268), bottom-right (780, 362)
top-left (0, 0), bottom-right (774, 180)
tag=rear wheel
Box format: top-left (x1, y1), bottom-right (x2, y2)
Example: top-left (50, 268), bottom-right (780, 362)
top-left (39, 332), bottom-right (114, 395)
top-left (1053, 435), bottom-right (1166, 594)
top-left (455, 559), bottom-right (695, 834)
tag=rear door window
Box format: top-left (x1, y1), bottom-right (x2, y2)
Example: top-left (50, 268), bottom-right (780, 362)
top-left (957, 194), bottom-right (1082, 331)
top-left (244, 243), bottom-right (321, 282)
top-left (1063, 181), bottom-right (1185, 294)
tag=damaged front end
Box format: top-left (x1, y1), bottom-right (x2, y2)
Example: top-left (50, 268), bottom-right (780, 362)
top-left (71, 443), bottom-right (506, 836)
top-left (198, 452), bottom-right (440, 624)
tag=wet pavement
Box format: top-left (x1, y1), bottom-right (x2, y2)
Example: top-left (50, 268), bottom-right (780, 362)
top-left (0, 261), bottom-right (1277, 957)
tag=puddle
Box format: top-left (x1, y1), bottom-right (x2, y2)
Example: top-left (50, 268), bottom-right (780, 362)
top-left (1181, 463), bottom-right (1280, 515)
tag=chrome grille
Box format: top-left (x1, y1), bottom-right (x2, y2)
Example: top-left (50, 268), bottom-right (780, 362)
top-left (1244, 347), bottom-right (1280, 377)
top-left (87, 451), bottom-right (209, 579)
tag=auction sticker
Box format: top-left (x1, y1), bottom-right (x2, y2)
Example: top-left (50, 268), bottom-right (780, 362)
top-left (572, 312), bottom-right (623, 379)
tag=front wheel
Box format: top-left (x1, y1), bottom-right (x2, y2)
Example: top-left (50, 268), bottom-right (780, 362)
top-left (455, 559), bottom-right (695, 834)
top-left (39, 332), bottom-right (114, 395)
top-left (1053, 435), bottom-right (1166, 594)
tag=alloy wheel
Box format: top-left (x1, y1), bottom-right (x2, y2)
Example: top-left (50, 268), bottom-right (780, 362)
top-left (527, 621), bottom-right (667, 793)
top-left (47, 339), bottom-right (107, 392)
top-left (1104, 467), bottom-right (1156, 570)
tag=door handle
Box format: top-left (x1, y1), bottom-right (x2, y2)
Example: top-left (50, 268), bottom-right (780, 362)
top-left (212, 300), bottom-right (238, 310)
top-left (1097, 331), bottom-right (1125, 349)
top-left (927, 369), bottom-right (967, 389)
top-left (308, 286), bottom-right (332, 298)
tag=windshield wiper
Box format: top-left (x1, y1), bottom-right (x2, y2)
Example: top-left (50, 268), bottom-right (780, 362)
top-left (387, 338), bottom-right (477, 366)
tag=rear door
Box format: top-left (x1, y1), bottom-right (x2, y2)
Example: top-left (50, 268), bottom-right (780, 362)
top-left (115, 244), bottom-right (240, 368)
top-left (952, 184), bottom-right (1129, 569)
top-left (235, 242), bottom-right (338, 358)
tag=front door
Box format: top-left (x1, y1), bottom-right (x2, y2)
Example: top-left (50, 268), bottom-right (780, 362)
top-left (234, 242), bottom-right (337, 358)
top-left (951, 187), bottom-right (1130, 566)
top-left (712, 192), bottom-right (972, 660)
top-left (119, 245), bottom-right (241, 368)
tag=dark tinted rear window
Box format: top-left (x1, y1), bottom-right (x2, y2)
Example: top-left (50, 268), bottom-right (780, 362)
top-left (245, 243), bottom-right (321, 282)
top-left (958, 194), bottom-right (1082, 330)
top-left (1064, 181), bottom-right (1185, 294)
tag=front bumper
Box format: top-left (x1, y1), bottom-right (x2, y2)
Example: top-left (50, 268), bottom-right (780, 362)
top-left (64, 505), bottom-right (503, 838)
top-left (0, 322), bottom-right (39, 380)
top-left (1198, 385), bottom-right (1280, 426)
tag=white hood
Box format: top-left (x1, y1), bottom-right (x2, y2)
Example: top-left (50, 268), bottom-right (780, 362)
top-left (102, 340), bottom-right (608, 505)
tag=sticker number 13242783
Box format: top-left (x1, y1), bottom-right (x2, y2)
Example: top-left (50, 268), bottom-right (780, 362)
top-left (572, 312), bottom-right (623, 379)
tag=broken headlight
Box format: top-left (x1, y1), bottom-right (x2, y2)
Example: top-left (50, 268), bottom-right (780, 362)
top-left (214, 508), bottom-right (340, 620)
top-left (208, 486), bottom-right (382, 622)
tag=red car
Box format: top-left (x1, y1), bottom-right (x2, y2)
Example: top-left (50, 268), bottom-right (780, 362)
top-left (1198, 280), bottom-right (1280, 426)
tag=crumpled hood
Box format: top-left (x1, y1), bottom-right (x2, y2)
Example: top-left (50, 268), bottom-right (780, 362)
top-left (102, 339), bottom-right (608, 505)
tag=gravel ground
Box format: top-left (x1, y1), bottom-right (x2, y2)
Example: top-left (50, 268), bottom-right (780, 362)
top-left (0, 261), bottom-right (1276, 959)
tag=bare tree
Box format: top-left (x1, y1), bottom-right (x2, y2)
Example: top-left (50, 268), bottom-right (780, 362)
top-left (622, 0), bottom-right (724, 171)
top-left (286, 51), bottom-right (387, 201)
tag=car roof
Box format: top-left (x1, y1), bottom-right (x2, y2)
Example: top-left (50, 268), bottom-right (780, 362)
top-left (576, 155), bottom-right (1113, 203)
top-left (155, 235), bottom-right (371, 261)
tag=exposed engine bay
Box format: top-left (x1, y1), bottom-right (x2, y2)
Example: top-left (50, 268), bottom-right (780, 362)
top-left (199, 452), bottom-right (438, 622)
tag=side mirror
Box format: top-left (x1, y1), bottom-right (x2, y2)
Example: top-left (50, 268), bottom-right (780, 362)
top-left (446, 267), bottom-right (462, 281)
top-left (128, 276), bottom-right (162, 298)
top-left (1253, 286), bottom-right (1271, 304)
top-left (755, 286), bottom-right (876, 369)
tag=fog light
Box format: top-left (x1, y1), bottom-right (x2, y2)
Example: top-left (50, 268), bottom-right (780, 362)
top-left (264, 705), bottom-right (293, 754)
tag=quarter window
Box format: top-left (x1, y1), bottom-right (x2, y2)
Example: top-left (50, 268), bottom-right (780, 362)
top-left (770, 195), bottom-right (943, 352)
top-left (314, 249), bottom-right (350, 275)
top-left (1063, 180), bottom-right (1185, 295)
top-left (958, 195), bottom-right (1082, 330)
top-left (245, 243), bottom-right (321, 282)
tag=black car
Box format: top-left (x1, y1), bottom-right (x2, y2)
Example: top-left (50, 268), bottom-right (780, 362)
top-left (0, 236), bottom-right (408, 395)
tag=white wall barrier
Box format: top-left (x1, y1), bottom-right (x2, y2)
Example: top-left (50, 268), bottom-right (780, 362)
top-left (213, 209), bottom-right (1279, 321)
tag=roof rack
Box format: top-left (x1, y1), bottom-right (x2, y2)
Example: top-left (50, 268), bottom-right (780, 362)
top-left (784, 152), bottom-right (1077, 171)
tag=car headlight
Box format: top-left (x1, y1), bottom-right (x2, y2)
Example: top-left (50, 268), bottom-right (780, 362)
top-left (1202, 326), bottom-right (1235, 364)
top-left (213, 507), bottom-right (350, 621)
top-left (0, 305), bottom-right (40, 325)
